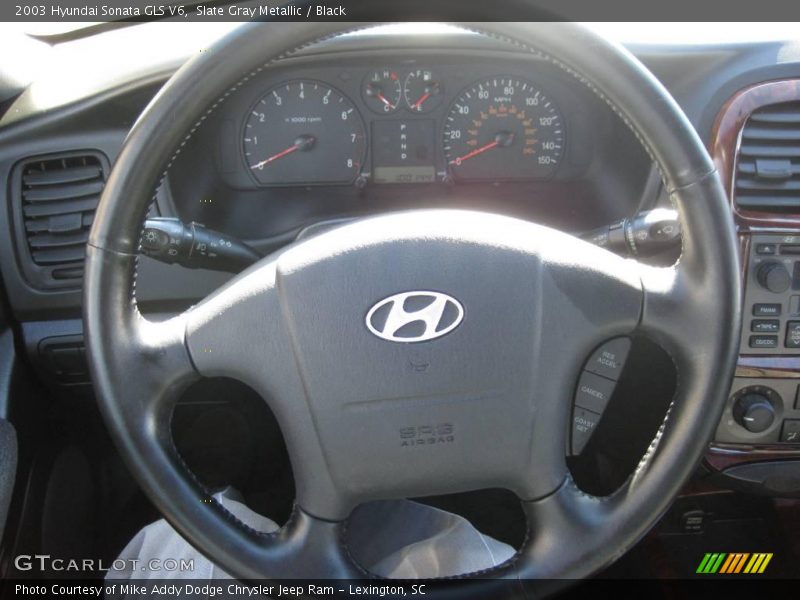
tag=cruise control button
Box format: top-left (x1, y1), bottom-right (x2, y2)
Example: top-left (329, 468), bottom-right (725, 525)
top-left (585, 337), bottom-right (631, 381)
top-left (751, 319), bottom-right (779, 333)
top-left (574, 371), bottom-right (616, 413)
top-left (780, 420), bottom-right (800, 443)
top-left (753, 304), bottom-right (782, 317)
top-left (749, 335), bottom-right (778, 348)
top-left (571, 407), bottom-right (602, 455)
top-left (786, 322), bottom-right (800, 348)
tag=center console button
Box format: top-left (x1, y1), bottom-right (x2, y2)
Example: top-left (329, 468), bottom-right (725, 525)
top-left (749, 335), bottom-right (778, 349)
top-left (780, 420), bottom-right (800, 443)
top-left (785, 321), bottom-right (800, 348)
top-left (790, 295), bottom-right (800, 316)
top-left (753, 303), bottom-right (782, 317)
top-left (733, 393), bottom-right (775, 433)
top-left (757, 262), bottom-right (791, 293)
top-left (751, 319), bottom-right (779, 333)
top-left (786, 321), bottom-right (800, 348)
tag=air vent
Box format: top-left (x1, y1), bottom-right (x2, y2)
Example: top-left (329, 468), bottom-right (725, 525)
top-left (735, 101), bottom-right (800, 212)
top-left (12, 152), bottom-right (108, 289)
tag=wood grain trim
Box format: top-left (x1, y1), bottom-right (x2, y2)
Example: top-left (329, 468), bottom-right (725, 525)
top-left (709, 78), bottom-right (800, 230)
top-left (706, 443), bottom-right (800, 471)
top-left (737, 359), bottom-right (800, 378)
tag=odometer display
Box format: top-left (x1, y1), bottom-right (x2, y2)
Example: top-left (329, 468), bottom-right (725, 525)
top-left (243, 80), bottom-right (366, 186)
top-left (443, 77), bottom-right (564, 181)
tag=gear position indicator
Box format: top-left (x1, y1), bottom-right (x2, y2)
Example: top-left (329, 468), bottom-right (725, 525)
top-left (371, 119), bottom-right (436, 184)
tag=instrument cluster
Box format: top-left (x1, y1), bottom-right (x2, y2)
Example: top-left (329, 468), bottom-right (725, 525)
top-left (238, 64), bottom-right (568, 188)
top-left (166, 51), bottom-right (650, 244)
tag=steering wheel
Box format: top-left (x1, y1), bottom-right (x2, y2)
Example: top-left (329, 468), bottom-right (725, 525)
top-left (84, 21), bottom-right (741, 590)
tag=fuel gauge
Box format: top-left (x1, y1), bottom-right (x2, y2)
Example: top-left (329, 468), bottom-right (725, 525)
top-left (404, 69), bottom-right (443, 113)
top-left (362, 69), bottom-right (402, 114)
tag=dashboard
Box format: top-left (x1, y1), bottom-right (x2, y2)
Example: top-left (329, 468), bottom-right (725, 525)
top-left (2, 25), bottom-right (800, 499)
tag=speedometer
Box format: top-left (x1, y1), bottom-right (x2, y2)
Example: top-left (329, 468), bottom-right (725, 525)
top-left (243, 80), bottom-right (366, 186)
top-left (443, 77), bottom-right (564, 181)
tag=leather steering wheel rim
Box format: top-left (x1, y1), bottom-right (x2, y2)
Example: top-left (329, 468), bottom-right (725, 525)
top-left (84, 20), bottom-right (741, 590)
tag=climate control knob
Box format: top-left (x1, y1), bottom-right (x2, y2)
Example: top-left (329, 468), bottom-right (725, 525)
top-left (757, 261), bottom-right (791, 293)
top-left (733, 392), bottom-right (776, 433)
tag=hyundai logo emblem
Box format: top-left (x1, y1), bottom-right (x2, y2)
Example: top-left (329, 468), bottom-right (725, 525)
top-left (366, 291), bottom-right (464, 343)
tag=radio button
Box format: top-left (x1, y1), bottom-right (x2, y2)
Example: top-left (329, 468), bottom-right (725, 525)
top-left (753, 303), bottom-right (782, 317)
top-left (786, 321), bottom-right (800, 348)
top-left (751, 319), bottom-right (780, 333)
top-left (749, 335), bottom-right (778, 348)
top-left (757, 262), bottom-right (791, 293)
top-left (790, 296), bottom-right (800, 316)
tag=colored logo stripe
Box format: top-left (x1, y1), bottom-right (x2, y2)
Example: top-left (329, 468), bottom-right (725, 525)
top-left (697, 553), bottom-right (773, 574)
top-left (697, 553), bottom-right (726, 573)
top-left (744, 553), bottom-right (773, 574)
top-left (720, 553), bottom-right (749, 573)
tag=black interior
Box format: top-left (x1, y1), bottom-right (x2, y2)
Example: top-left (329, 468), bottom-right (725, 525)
top-left (0, 21), bottom-right (798, 584)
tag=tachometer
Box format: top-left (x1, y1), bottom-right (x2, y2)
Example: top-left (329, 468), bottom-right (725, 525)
top-left (243, 80), bottom-right (366, 186)
top-left (443, 77), bottom-right (564, 181)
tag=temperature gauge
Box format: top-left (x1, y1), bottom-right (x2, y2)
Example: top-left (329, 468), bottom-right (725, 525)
top-left (362, 69), bottom-right (402, 114)
top-left (404, 69), bottom-right (443, 113)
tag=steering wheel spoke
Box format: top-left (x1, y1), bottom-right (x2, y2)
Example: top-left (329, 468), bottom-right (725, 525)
top-left (517, 476), bottom-right (648, 583)
top-left (184, 257), bottom-right (356, 520)
top-left (262, 509), bottom-right (365, 578)
top-left (637, 263), bottom-right (695, 356)
top-left (84, 245), bottom-right (198, 435)
top-left (638, 173), bottom-right (741, 370)
top-left (183, 258), bottom-right (292, 389)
